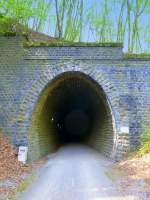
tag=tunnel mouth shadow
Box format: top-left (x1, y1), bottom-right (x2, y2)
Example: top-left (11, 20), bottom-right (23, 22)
top-left (28, 72), bottom-right (114, 162)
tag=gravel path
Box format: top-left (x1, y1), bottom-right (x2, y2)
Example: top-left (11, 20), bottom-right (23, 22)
top-left (20, 145), bottom-right (140, 200)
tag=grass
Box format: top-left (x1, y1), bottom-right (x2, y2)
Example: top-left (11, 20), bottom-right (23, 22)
top-left (138, 127), bottom-right (150, 156)
top-left (7, 173), bottom-right (35, 200)
top-left (0, 17), bottom-right (150, 58)
top-left (24, 40), bottom-right (123, 47)
top-left (124, 53), bottom-right (150, 59)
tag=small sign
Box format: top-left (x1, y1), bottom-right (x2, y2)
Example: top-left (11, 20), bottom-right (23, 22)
top-left (120, 126), bottom-right (129, 134)
top-left (18, 146), bottom-right (28, 164)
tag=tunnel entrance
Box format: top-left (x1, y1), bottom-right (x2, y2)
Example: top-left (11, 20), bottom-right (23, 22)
top-left (28, 72), bottom-right (114, 162)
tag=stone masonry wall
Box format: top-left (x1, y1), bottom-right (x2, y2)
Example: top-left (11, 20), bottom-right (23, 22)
top-left (0, 36), bottom-right (150, 161)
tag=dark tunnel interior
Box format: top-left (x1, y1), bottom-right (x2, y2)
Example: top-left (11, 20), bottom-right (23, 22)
top-left (50, 76), bottom-right (106, 144)
top-left (29, 72), bottom-right (114, 161)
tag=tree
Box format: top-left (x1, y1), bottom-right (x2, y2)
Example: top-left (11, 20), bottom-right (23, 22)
top-left (0, 0), bottom-right (52, 32)
top-left (116, 0), bottom-right (126, 42)
top-left (87, 0), bottom-right (114, 42)
top-left (0, 0), bottom-right (150, 53)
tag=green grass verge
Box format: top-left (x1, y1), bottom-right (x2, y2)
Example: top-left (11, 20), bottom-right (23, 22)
top-left (124, 53), bottom-right (150, 59)
top-left (138, 127), bottom-right (150, 156)
top-left (7, 173), bottom-right (35, 200)
top-left (24, 40), bottom-right (123, 47)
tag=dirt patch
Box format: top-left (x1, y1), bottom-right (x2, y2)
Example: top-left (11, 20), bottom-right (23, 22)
top-left (0, 135), bottom-right (48, 200)
top-left (0, 135), bottom-right (31, 199)
top-left (113, 154), bottom-right (150, 200)
top-left (0, 135), bottom-right (31, 180)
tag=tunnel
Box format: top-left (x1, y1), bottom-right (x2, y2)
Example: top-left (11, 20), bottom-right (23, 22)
top-left (28, 72), bottom-right (114, 162)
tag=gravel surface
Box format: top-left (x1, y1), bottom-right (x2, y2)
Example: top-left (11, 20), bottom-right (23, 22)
top-left (20, 145), bottom-right (141, 200)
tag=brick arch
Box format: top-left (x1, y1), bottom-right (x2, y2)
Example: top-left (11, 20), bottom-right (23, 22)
top-left (17, 63), bottom-right (127, 161)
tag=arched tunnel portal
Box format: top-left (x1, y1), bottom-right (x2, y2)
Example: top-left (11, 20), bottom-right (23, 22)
top-left (28, 72), bottom-right (115, 162)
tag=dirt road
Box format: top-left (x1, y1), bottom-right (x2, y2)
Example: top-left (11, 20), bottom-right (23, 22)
top-left (20, 145), bottom-right (139, 200)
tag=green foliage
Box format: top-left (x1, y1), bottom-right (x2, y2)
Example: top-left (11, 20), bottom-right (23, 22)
top-left (0, 15), bottom-right (28, 35)
top-left (87, 0), bottom-right (114, 42)
top-left (54, 0), bottom-right (84, 41)
top-left (0, 0), bottom-right (52, 32)
top-left (0, 0), bottom-right (34, 23)
top-left (0, 0), bottom-right (150, 53)
top-left (24, 40), bottom-right (123, 47)
top-left (138, 127), bottom-right (150, 156)
top-left (124, 53), bottom-right (150, 59)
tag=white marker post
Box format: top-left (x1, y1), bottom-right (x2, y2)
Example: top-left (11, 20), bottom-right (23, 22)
top-left (120, 126), bottom-right (129, 134)
top-left (18, 146), bottom-right (28, 164)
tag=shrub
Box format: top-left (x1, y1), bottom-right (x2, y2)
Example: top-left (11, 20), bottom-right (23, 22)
top-left (0, 15), bottom-right (28, 36)
top-left (139, 127), bottom-right (150, 156)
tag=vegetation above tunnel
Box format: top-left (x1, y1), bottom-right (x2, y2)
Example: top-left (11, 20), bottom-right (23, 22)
top-left (0, 16), bottom-right (123, 48)
top-left (1, 17), bottom-right (150, 59)
top-left (0, 0), bottom-right (150, 53)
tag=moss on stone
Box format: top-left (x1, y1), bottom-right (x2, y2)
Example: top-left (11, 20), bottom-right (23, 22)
top-left (24, 40), bottom-right (123, 47)
top-left (0, 19), bottom-right (123, 48)
top-left (124, 53), bottom-right (150, 59)
top-left (0, 31), bottom-right (17, 36)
